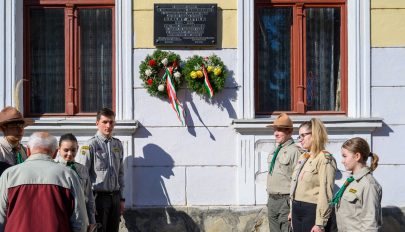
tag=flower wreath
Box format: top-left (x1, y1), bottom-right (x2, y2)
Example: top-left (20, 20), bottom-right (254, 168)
top-left (139, 50), bottom-right (182, 98)
top-left (182, 55), bottom-right (227, 98)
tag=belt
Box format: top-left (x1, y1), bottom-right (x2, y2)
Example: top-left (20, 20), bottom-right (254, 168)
top-left (94, 191), bottom-right (120, 196)
top-left (269, 193), bottom-right (289, 200)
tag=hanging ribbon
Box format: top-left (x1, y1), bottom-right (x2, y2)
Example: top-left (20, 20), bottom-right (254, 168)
top-left (162, 66), bottom-right (186, 125)
top-left (201, 64), bottom-right (214, 98)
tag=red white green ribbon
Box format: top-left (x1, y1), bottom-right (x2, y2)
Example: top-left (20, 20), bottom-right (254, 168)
top-left (202, 64), bottom-right (214, 98)
top-left (162, 67), bottom-right (186, 125)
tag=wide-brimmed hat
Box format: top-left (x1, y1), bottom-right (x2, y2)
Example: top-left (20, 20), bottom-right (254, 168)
top-left (266, 113), bottom-right (293, 129)
top-left (0, 106), bottom-right (34, 127)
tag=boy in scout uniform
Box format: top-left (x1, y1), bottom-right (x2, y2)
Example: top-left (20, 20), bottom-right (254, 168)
top-left (266, 113), bottom-right (302, 232)
top-left (0, 106), bottom-right (33, 165)
top-left (77, 108), bottom-right (124, 232)
top-left (332, 137), bottom-right (382, 231)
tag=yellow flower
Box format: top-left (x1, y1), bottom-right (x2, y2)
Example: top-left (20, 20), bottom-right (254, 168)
top-left (207, 66), bottom-right (214, 73)
top-left (196, 70), bottom-right (203, 78)
top-left (190, 71), bottom-right (197, 79)
top-left (214, 67), bottom-right (222, 76)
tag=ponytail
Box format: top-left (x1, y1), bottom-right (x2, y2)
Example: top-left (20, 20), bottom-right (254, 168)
top-left (369, 153), bottom-right (379, 172)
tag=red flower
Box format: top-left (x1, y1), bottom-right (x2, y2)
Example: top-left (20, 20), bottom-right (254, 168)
top-left (147, 79), bottom-right (153, 86)
top-left (148, 59), bottom-right (156, 67)
top-left (172, 60), bottom-right (178, 68)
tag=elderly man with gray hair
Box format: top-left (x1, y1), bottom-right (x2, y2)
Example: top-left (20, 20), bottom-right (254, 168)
top-left (0, 132), bottom-right (88, 232)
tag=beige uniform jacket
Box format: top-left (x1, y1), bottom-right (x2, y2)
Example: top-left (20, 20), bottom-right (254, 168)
top-left (0, 137), bottom-right (28, 165)
top-left (290, 152), bottom-right (337, 226)
top-left (57, 158), bottom-right (96, 224)
top-left (267, 139), bottom-right (302, 194)
top-left (335, 167), bottom-right (382, 232)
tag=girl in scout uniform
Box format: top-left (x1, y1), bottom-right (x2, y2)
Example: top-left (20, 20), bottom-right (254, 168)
top-left (290, 118), bottom-right (337, 232)
top-left (332, 137), bottom-right (382, 231)
top-left (57, 133), bottom-right (97, 232)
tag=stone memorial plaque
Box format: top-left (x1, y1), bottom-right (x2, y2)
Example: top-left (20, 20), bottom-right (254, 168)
top-left (154, 4), bottom-right (217, 46)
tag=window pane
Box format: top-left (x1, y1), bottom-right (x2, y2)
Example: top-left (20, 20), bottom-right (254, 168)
top-left (257, 8), bottom-right (292, 113)
top-left (29, 8), bottom-right (65, 114)
top-left (80, 9), bottom-right (113, 112)
top-left (306, 8), bottom-right (341, 111)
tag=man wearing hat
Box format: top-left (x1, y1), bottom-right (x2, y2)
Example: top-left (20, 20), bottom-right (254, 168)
top-left (0, 106), bottom-right (33, 165)
top-left (266, 113), bottom-right (303, 232)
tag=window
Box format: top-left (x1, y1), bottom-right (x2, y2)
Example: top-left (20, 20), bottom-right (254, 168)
top-left (23, 0), bottom-right (115, 116)
top-left (255, 0), bottom-right (347, 115)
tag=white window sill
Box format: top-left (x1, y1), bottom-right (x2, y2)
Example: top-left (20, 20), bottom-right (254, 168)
top-left (233, 116), bottom-right (383, 134)
top-left (24, 118), bottom-right (138, 136)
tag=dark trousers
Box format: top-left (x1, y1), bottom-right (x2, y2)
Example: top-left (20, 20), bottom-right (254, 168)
top-left (267, 194), bottom-right (291, 232)
top-left (292, 200), bottom-right (316, 232)
top-left (291, 200), bottom-right (337, 232)
top-left (95, 191), bottom-right (121, 232)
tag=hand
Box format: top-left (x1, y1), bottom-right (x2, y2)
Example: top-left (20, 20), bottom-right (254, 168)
top-left (288, 212), bottom-right (292, 221)
top-left (310, 225), bottom-right (324, 232)
top-left (87, 224), bottom-right (97, 232)
top-left (120, 200), bottom-right (125, 215)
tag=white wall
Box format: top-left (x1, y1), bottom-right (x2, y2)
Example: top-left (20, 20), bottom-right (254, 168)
top-left (372, 48), bottom-right (405, 206)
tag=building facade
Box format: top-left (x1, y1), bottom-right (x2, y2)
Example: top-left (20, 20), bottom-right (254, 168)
top-left (0, 0), bottom-right (404, 231)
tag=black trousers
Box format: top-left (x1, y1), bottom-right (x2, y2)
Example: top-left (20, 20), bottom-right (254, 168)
top-left (94, 191), bottom-right (121, 232)
top-left (291, 200), bottom-right (337, 232)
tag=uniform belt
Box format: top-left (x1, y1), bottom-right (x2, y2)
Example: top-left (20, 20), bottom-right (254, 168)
top-left (94, 191), bottom-right (120, 196)
top-left (269, 193), bottom-right (289, 199)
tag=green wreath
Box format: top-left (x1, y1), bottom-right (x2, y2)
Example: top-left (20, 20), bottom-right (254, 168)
top-left (139, 50), bottom-right (182, 98)
top-left (182, 55), bottom-right (227, 97)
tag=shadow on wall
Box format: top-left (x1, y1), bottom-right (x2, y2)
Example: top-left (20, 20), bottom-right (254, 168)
top-left (184, 70), bottom-right (238, 139)
top-left (124, 143), bottom-right (200, 232)
top-left (382, 206), bottom-right (405, 232)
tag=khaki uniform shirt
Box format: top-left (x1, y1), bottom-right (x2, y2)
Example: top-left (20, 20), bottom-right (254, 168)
top-left (267, 139), bottom-right (302, 194)
top-left (290, 152), bottom-right (337, 226)
top-left (0, 137), bottom-right (28, 165)
top-left (335, 167), bottom-right (382, 232)
top-left (77, 131), bottom-right (125, 198)
top-left (57, 158), bottom-right (96, 224)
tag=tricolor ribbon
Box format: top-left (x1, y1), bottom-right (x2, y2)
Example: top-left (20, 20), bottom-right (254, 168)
top-left (202, 64), bottom-right (214, 98)
top-left (162, 66), bottom-right (186, 125)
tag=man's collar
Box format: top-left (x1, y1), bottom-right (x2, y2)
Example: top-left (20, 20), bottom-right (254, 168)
top-left (280, 138), bottom-right (294, 147)
top-left (27, 153), bottom-right (53, 161)
top-left (0, 137), bottom-right (19, 152)
top-left (96, 131), bottom-right (112, 142)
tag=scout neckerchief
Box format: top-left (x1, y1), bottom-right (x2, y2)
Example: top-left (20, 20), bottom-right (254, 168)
top-left (330, 176), bottom-right (355, 205)
top-left (12, 144), bottom-right (24, 164)
top-left (66, 161), bottom-right (81, 178)
top-left (269, 139), bottom-right (295, 175)
top-left (268, 144), bottom-right (283, 175)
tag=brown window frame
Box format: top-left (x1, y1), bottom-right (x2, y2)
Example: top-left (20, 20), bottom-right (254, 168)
top-left (23, 0), bottom-right (116, 117)
top-left (254, 0), bottom-right (347, 115)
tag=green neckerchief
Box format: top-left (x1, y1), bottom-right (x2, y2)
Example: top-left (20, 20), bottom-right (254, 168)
top-left (66, 161), bottom-right (81, 179)
top-left (330, 176), bottom-right (355, 205)
top-left (268, 144), bottom-right (283, 175)
top-left (13, 145), bottom-right (24, 164)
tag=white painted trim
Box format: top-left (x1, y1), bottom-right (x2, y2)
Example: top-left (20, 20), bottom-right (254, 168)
top-left (116, 0), bottom-right (134, 121)
top-left (239, 0), bottom-right (371, 118)
top-left (233, 117), bottom-right (383, 135)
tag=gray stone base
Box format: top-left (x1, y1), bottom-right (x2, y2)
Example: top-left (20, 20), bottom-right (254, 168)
top-left (119, 206), bottom-right (405, 232)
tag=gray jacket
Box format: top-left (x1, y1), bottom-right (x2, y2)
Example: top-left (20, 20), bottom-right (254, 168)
top-left (77, 131), bottom-right (125, 199)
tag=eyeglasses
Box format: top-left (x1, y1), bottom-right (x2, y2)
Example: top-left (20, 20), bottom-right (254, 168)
top-left (297, 132), bottom-right (311, 140)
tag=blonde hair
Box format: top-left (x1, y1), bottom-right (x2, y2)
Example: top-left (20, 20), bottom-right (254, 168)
top-left (342, 137), bottom-right (379, 171)
top-left (299, 118), bottom-right (328, 155)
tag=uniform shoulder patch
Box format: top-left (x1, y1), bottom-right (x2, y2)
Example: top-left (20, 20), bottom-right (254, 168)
top-left (349, 188), bottom-right (357, 193)
top-left (80, 145), bottom-right (90, 156)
